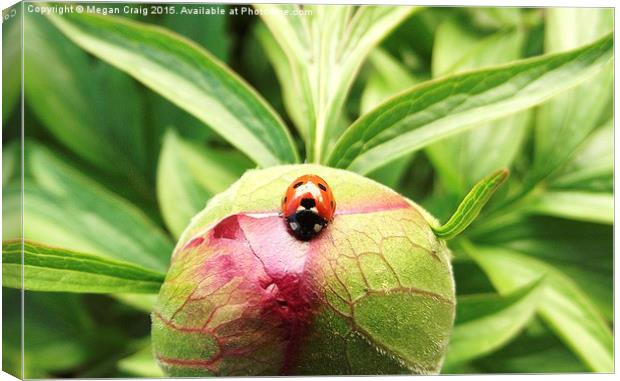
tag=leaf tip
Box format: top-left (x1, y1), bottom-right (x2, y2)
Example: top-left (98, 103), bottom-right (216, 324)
top-left (491, 167), bottom-right (510, 184)
top-left (432, 168), bottom-right (510, 240)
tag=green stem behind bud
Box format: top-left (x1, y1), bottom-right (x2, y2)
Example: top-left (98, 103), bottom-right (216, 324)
top-left (432, 168), bottom-right (509, 240)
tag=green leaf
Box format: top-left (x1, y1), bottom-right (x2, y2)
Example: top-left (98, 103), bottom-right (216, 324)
top-left (2, 179), bottom-right (21, 243)
top-left (143, 3), bottom-right (232, 162)
top-left (473, 326), bottom-right (589, 373)
top-left (93, 62), bottom-right (149, 176)
top-left (256, 4), bottom-right (416, 161)
top-left (255, 4), bottom-right (338, 154)
top-left (465, 7), bottom-right (524, 31)
top-left (443, 278), bottom-right (543, 368)
top-left (24, 13), bottom-right (148, 180)
top-left (550, 119), bottom-right (613, 192)
top-left (3, 290), bottom-right (96, 377)
top-left (467, 243), bottom-right (613, 372)
top-left (2, 240), bottom-right (165, 293)
top-left (46, 10), bottom-right (299, 167)
top-left (526, 191), bottom-right (613, 225)
top-left (2, 289), bottom-right (22, 378)
top-left (157, 129), bottom-right (252, 238)
top-left (433, 169), bottom-right (508, 240)
top-left (426, 22), bottom-right (528, 194)
top-left (254, 22), bottom-right (309, 140)
top-left (2, 141), bottom-right (20, 186)
top-left (326, 33), bottom-right (613, 174)
top-left (470, 215), bottom-right (613, 321)
top-left (380, 8), bottom-right (453, 68)
top-left (528, 9), bottom-right (613, 186)
top-left (430, 21), bottom-right (478, 77)
top-left (254, 4), bottom-right (311, 66)
top-left (160, 4), bottom-right (230, 62)
top-left (5, 143), bottom-right (174, 272)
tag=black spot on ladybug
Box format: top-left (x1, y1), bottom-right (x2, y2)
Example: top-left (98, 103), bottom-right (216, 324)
top-left (330, 200), bottom-right (334, 209)
top-left (293, 181), bottom-right (303, 188)
top-left (318, 183), bottom-right (327, 191)
top-left (300, 198), bottom-right (316, 209)
top-left (283, 196), bottom-right (287, 203)
top-left (285, 210), bottom-right (327, 241)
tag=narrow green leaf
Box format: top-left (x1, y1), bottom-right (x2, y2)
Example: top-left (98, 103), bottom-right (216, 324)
top-left (257, 4), bottom-right (416, 161)
top-left (526, 191), bottom-right (613, 224)
top-left (7, 143), bottom-right (174, 272)
top-left (24, 13), bottom-right (148, 180)
top-left (3, 291), bottom-right (101, 377)
top-left (433, 169), bottom-right (508, 239)
top-left (444, 278), bottom-right (543, 367)
top-left (254, 22), bottom-right (309, 139)
top-left (2, 289), bottom-right (23, 378)
top-left (157, 130), bottom-right (252, 238)
top-left (550, 119), bottom-right (613, 192)
top-left (431, 20), bottom-right (481, 77)
top-left (464, 8), bottom-right (524, 31)
top-left (254, 4), bottom-right (316, 153)
top-left (47, 10), bottom-right (299, 167)
top-left (327, 33), bottom-right (613, 174)
top-left (427, 22), bottom-right (528, 194)
top-left (473, 324), bottom-right (589, 373)
top-left (2, 180), bottom-right (21, 242)
top-left (322, 5), bottom-right (416, 159)
top-left (94, 62), bottom-right (149, 175)
top-left (144, 3), bottom-right (232, 164)
top-left (161, 4), bottom-right (230, 62)
top-left (467, 243), bottom-right (613, 372)
top-left (254, 4), bottom-right (312, 64)
top-left (528, 9), bottom-right (613, 186)
top-left (2, 240), bottom-right (165, 293)
top-left (470, 214), bottom-right (613, 321)
top-left (379, 8), bottom-right (452, 66)
top-left (2, 141), bottom-right (20, 186)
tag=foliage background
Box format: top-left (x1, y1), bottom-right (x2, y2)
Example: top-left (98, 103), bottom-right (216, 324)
top-left (2, 3), bottom-right (614, 377)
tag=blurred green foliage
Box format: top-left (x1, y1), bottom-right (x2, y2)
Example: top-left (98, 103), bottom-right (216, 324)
top-left (2, 4), bottom-right (613, 377)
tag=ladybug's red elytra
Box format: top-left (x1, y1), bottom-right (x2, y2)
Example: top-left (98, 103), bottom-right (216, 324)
top-left (281, 174), bottom-right (336, 241)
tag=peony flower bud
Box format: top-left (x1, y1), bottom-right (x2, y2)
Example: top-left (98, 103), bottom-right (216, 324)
top-left (152, 165), bottom-right (455, 376)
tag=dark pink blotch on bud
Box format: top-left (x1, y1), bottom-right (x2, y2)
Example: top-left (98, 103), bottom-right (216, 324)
top-left (154, 213), bottom-right (323, 375)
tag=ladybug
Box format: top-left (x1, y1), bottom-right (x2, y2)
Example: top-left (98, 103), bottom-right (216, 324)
top-left (281, 174), bottom-right (336, 241)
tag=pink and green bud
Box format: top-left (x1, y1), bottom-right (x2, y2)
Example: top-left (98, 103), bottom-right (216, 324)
top-left (152, 165), bottom-right (455, 375)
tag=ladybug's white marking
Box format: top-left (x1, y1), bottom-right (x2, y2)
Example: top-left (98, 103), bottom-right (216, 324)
top-left (290, 222), bottom-right (300, 231)
top-left (297, 205), bottom-right (319, 214)
top-left (313, 224), bottom-right (322, 233)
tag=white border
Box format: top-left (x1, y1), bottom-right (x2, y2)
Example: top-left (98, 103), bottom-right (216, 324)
top-left (0, 1), bottom-right (617, 381)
